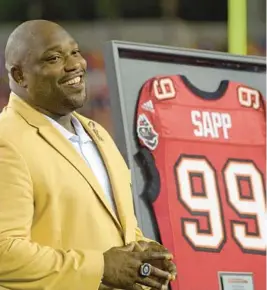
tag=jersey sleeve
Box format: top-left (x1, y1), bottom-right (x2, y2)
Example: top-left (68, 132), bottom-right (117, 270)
top-left (136, 77), bottom-right (159, 151)
top-left (136, 75), bottom-right (178, 150)
top-left (136, 75), bottom-right (179, 203)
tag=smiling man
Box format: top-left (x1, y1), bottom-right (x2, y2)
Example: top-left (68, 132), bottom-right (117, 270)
top-left (0, 20), bottom-right (176, 290)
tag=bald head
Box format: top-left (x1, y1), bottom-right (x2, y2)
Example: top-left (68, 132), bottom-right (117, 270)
top-left (5, 20), bottom-right (66, 71)
top-left (4, 19), bottom-right (87, 116)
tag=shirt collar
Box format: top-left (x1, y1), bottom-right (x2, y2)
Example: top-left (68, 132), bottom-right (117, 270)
top-left (45, 114), bottom-right (92, 143)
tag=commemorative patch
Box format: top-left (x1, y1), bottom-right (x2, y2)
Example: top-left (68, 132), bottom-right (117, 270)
top-left (137, 114), bottom-right (159, 150)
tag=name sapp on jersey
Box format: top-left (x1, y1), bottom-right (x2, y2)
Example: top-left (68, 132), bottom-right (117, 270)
top-left (138, 106), bottom-right (233, 150)
top-left (191, 110), bottom-right (232, 139)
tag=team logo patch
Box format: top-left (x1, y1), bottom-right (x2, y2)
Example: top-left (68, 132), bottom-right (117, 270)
top-left (137, 114), bottom-right (158, 150)
top-left (141, 100), bottom-right (155, 113)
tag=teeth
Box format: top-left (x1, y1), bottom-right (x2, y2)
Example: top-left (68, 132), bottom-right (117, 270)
top-left (65, 76), bottom-right (81, 85)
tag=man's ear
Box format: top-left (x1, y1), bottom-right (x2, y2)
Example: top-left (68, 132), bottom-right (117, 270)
top-left (10, 66), bottom-right (27, 88)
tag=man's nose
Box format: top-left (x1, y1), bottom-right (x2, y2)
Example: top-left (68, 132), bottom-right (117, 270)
top-left (64, 55), bottom-right (81, 72)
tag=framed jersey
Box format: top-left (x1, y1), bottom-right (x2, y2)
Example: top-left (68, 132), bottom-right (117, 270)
top-left (136, 74), bottom-right (265, 290)
top-left (104, 41), bottom-right (266, 290)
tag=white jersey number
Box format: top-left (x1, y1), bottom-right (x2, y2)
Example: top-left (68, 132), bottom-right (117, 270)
top-left (238, 87), bottom-right (261, 110)
top-left (176, 157), bottom-right (225, 251)
top-left (223, 160), bottom-right (266, 252)
top-left (175, 156), bottom-right (266, 254)
top-left (153, 78), bottom-right (176, 100)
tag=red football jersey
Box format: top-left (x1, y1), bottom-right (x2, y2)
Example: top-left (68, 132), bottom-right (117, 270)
top-left (136, 75), bottom-right (266, 290)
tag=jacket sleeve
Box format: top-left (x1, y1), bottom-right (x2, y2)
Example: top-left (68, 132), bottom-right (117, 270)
top-left (0, 138), bottom-right (104, 290)
top-left (135, 226), bottom-right (158, 244)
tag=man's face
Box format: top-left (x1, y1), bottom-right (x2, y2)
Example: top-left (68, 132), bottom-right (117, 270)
top-left (22, 27), bottom-right (87, 115)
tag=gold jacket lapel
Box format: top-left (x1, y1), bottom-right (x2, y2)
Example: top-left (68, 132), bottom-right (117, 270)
top-left (38, 126), bottom-right (121, 226)
top-left (76, 113), bottom-right (134, 241)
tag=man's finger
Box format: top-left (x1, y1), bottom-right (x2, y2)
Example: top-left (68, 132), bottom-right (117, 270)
top-left (136, 276), bottom-right (167, 290)
top-left (136, 241), bottom-right (149, 251)
top-left (134, 241), bottom-right (147, 252)
top-left (120, 242), bottom-right (136, 252)
top-left (150, 265), bottom-right (172, 280)
top-left (128, 283), bottom-right (143, 290)
top-left (165, 261), bottom-right (177, 277)
top-left (98, 284), bottom-right (112, 290)
top-left (141, 251), bottom-right (173, 261)
top-left (149, 242), bottom-right (168, 251)
top-left (167, 265), bottom-right (177, 280)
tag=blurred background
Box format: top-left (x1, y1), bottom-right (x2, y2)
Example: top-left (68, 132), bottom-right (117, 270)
top-left (0, 0), bottom-right (265, 135)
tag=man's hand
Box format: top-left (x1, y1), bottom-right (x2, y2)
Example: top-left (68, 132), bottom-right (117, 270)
top-left (102, 242), bottom-right (172, 290)
top-left (135, 241), bottom-right (177, 282)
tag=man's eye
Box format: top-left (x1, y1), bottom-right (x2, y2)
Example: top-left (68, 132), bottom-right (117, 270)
top-left (47, 56), bottom-right (60, 62)
top-left (72, 49), bottom-right (81, 55)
